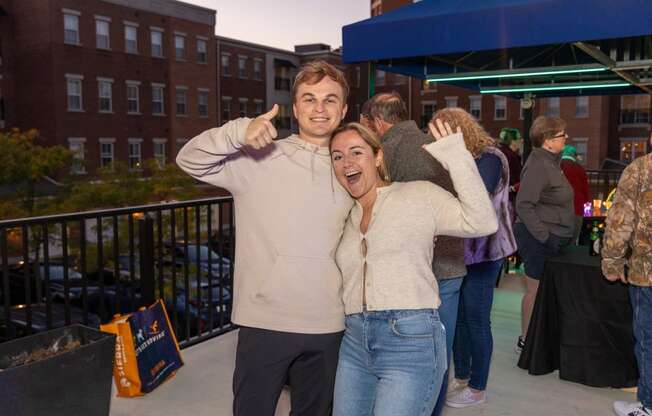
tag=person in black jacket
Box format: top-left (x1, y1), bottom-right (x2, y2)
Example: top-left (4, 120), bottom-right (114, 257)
top-left (514, 116), bottom-right (574, 353)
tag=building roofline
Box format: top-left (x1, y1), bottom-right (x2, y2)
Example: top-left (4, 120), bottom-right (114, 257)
top-left (100, 0), bottom-right (216, 26)
top-left (216, 35), bottom-right (298, 56)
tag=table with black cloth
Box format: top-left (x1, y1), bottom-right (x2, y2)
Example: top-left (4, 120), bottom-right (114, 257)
top-left (517, 245), bottom-right (638, 388)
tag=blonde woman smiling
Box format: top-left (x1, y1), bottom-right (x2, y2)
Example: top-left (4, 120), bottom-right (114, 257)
top-left (329, 121), bottom-right (497, 416)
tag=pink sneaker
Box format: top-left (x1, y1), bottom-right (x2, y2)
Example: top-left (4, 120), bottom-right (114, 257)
top-left (445, 387), bottom-right (487, 408)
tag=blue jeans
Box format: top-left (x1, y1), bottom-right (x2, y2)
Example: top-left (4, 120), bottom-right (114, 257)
top-left (630, 285), bottom-right (652, 408)
top-left (453, 260), bottom-right (504, 391)
top-left (333, 309), bottom-right (447, 416)
top-left (431, 277), bottom-right (464, 416)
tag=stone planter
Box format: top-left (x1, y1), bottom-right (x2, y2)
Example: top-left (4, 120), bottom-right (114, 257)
top-left (0, 324), bottom-right (115, 416)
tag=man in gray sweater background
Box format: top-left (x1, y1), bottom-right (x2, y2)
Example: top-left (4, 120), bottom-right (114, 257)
top-left (364, 91), bottom-right (467, 416)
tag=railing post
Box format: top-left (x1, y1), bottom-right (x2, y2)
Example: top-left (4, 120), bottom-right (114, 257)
top-left (138, 216), bottom-right (155, 307)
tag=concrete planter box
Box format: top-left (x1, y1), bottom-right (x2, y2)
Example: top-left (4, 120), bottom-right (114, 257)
top-left (0, 324), bottom-right (115, 416)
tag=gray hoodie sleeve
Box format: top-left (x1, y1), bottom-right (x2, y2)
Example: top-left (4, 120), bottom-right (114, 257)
top-left (176, 118), bottom-right (252, 195)
top-left (515, 158), bottom-right (549, 243)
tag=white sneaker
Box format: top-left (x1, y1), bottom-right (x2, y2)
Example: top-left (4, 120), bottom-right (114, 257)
top-left (445, 387), bottom-right (487, 408)
top-left (614, 401), bottom-right (652, 416)
top-left (448, 378), bottom-right (469, 393)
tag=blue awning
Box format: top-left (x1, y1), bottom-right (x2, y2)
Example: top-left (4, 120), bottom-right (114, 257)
top-left (342, 0), bottom-right (652, 97)
top-left (343, 0), bottom-right (652, 64)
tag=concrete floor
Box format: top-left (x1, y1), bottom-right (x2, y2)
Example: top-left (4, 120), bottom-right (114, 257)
top-left (109, 274), bottom-right (634, 416)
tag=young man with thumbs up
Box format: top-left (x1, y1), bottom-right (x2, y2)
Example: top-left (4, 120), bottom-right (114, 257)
top-left (177, 60), bottom-right (351, 416)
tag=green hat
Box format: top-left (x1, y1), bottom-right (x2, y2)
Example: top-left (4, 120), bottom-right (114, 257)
top-left (561, 145), bottom-right (577, 161)
top-left (499, 128), bottom-right (521, 144)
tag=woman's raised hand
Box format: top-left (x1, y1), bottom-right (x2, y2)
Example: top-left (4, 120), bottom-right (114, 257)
top-left (428, 118), bottom-right (460, 141)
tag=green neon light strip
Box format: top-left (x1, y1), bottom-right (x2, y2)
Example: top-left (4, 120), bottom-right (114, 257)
top-left (481, 81), bottom-right (630, 94)
top-left (427, 67), bottom-right (607, 83)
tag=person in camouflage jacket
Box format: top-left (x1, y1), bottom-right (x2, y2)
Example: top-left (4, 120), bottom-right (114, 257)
top-left (602, 136), bottom-right (652, 416)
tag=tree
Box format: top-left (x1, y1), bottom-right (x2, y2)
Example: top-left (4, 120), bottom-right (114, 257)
top-left (0, 128), bottom-right (72, 217)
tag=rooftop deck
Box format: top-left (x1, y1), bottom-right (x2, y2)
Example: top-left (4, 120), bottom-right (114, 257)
top-left (109, 274), bottom-right (633, 416)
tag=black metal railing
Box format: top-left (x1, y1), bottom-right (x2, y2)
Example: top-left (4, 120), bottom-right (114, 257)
top-left (0, 197), bottom-right (236, 349)
top-left (586, 169), bottom-right (622, 200)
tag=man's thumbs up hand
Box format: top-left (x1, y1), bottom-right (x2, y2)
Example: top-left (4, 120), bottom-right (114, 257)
top-left (245, 104), bottom-right (279, 149)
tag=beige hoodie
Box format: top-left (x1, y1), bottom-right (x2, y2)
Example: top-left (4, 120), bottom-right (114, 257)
top-left (176, 118), bottom-right (353, 334)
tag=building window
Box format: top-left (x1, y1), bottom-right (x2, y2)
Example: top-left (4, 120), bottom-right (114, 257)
top-left (198, 89), bottom-right (209, 117)
top-left (68, 138), bottom-right (86, 174)
top-left (95, 18), bottom-right (111, 50)
top-left (64, 12), bottom-right (80, 45)
top-left (128, 138), bottom-right (142, 170)
top-left (546, 97), bottom-right (560, 117)
top-left (494, 96), bottom-right (506, 120)
top-left (221, 54), bottom-right (230, 76)
top-left (274, 66), bottom-right (292, 91)
top-left (422, 101), bottom-right (437, 128)
top-left (97, 78), bottom-right (113, 113)
top-left (196, 38), bottom-right (207, 63)
top-left (152, 84), bottom-right (165, 115)
top-left (575, 96), bottom-right (589, 118)
top-left (221, 97), bottom-right (231, 123)
top-left (126, 81), bottom-right (140, 114)
top-left (254, 99), bottom-right (263, 116)
top-left (276, 104), bottom-right (291, 130)
top-left (174, 34), bottom-right (186, 60)
top-left (572, 137), bottom-right (588, 166)
top-left (469, 96), bottom-right (482, 120)
top-left (176, 87), bottom-right (187, 115)
top-left (445, 97), bottom-right (458, 108)
top-left (620, 137), bottom-right (648, 163)
top-left (254, 59), bottom-right (263, 81)
top-left (620, 95), bottom-right (650, 124)
top-left (99, 138), bottom-right (115, 168)
top-left (376, 69), bottom-right (385, 87)
top-left (150, 29), bottom-right (163, 57)
top-left (66, 74), bottom-right (83, 111)
top-left (238, 98), bottom-right (248, 117)
top-left (124, 24), bottom-right (138, 54)
top-left (238, 56), bottom-right (247, 79)
top-left (153, 138), bottom-right (167, 168)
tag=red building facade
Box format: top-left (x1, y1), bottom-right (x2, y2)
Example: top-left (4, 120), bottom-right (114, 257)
top-left (2, 0), bottom-right (217, 174)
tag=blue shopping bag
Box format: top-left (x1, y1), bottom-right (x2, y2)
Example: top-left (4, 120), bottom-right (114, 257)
top-left (127, 300), bottom-right (183, 394)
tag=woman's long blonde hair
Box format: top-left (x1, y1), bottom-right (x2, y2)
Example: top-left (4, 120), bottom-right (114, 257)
top-left (431, 107), bottom-right (495, 158)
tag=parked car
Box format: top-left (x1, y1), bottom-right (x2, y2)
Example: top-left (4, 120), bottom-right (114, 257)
top-left (0, 303), bottom-right (101, 342)
top-left (164, 244), bottom-right (231, 275)
top-left (3, 262), bottom-right (102, 306)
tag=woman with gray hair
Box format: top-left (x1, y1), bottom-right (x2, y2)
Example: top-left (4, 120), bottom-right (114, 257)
top-left (514, 115), bottom-right (574, 353)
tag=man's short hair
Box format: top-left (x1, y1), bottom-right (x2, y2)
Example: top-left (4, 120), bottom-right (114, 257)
top-left (530, 116), bottom-right (567, 148)
top-left (292, 60), bottom-right (349, 103)
top-left (368, 91), bottom-right (408, 125)
top-left (360, 97), bottom-right (373, 121)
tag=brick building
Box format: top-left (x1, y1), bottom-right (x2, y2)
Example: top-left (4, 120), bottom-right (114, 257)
top-left (0, 0), bottom-right (13, 130)
top-left (1, 0), bottom-right (217, 175)
top-left (361, 0), bottom-right (652, 169)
